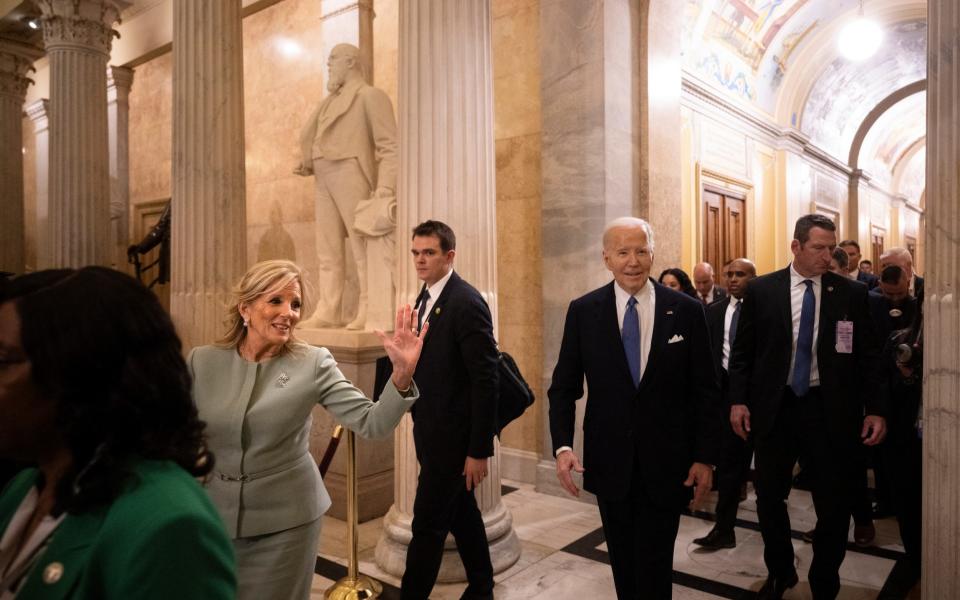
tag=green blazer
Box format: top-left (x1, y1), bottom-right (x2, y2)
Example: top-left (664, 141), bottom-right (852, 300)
top-left (188, 344), bottom-right (416, 538)
top-left (0, 460), bottom-right (235, 599)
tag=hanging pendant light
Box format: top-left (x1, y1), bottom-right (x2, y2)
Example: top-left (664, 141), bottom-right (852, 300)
top-left (838, 0), bottom-right (884, 61)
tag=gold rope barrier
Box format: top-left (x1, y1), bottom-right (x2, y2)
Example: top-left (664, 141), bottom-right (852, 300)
top-left (324, 429), bottom-right (382, 599)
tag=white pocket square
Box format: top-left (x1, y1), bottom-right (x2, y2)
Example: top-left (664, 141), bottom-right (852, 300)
top-left (667, 334), bottom-right (684, 344)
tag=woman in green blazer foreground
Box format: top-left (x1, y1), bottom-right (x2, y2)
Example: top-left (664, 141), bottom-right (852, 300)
top-left (189, 259), bottom-right (426, 600)
top-left (0, 268), bottom-right (235, 599)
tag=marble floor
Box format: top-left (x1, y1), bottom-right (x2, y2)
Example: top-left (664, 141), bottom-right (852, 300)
top-left (310, 481), bottom-right (919, 599)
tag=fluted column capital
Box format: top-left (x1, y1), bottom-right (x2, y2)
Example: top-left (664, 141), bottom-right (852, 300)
top-left (107, 64), bottom-right (133, 103)
top-left (35, 0), bottom-right (129, 55)
top-left (26, 98), bottom-right (50, 129)
top-left (0, 38), bottom-right (43, 102)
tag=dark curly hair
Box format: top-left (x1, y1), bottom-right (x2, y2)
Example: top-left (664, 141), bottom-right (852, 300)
top-left (0, 267), bottom-right (214, 513)
top-left (658, 268), bottom-right (698, 298)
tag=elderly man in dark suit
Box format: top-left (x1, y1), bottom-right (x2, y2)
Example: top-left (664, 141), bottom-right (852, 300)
top-left (694, 257), bottom-right (756, 550)
top-left (400, 220), bottom-right (498, 600)
top-left (549, 217), bottom-right (721, 599)
top-left (879, 247), bottom-right (924, 303)
top-left (729, 214), bottom-right (886, 600)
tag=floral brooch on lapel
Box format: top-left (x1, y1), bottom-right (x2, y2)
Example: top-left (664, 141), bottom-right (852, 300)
top-left (277, 372), bottom-right (290, 388)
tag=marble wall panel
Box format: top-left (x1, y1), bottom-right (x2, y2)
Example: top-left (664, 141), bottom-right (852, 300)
top-left (373, 0), bottom-right (399, 108)
top-left (128, 52), bottom-right (173, 207)
top-left (492, 0), bottom-right (541, 140)
top-left (242, 0), bottom-right (327, 273)
top-left (495, 133), bottom-right (543, 452)
top-left (22, 115), bottom-right (37, 271)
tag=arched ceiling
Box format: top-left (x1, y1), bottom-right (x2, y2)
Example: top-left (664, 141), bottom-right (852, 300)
top-left (858, 91), bottom-right (925, 188)
top-left (682, 0), bottom-right (926, 198)
top-left (801, 20), bottom-right (926, 161)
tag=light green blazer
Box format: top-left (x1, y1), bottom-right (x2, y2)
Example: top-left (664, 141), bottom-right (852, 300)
top-left (188, 344), bottom-right (416, 538)
top-left (0, 461), bottom-right (235, 599)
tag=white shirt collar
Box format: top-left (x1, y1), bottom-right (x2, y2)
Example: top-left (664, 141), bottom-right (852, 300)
top-left (613, 279), bottom-right (654, 306)
top-left (424, 268), bottom-right (454, 302)
top-left (789, 263), bottom-right (821, 287)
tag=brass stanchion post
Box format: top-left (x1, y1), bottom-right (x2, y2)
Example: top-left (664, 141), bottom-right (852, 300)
top-left (325, 429), bottom-right (382, 599)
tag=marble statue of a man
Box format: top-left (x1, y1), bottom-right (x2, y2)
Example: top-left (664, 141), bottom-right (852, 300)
top-left (295, 43), bottom-right (398, 331)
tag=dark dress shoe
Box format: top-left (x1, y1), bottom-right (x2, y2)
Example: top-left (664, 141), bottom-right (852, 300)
top-left (757, 571), bottom-right (799, 600)
top-left (854, 522), bottom-right (876, 547)
top-left (692, 528), bottom-right (736, 550)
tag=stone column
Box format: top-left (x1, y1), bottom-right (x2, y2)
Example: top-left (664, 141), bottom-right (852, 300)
top-left (320, 0), bottom-right (374, 82)
top-left (537, 0), bottom-right (677, 498)
top-left (36, 0), bottom-right (126, 268)
top-left (0, 39), bottom-right (43, 274)
top-left (27, 99), bottom-right (51, 270)
top-left (170, 0), bottom-right (247, 350)
top-left (107, 65), bottom-right (133, 270)
top-left (375, 0), bottom-right (521, 581)
top-left (923, 0), bottom-right (960, 595)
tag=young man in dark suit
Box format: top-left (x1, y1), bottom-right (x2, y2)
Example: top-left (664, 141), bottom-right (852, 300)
top-left (549, 217), bottom-right (721, 599)
top-left (400, 220), bottom-right (498, 600)
top-left (729, 214), bottom-right (887, 599)
top-left (694, 257), bottom-right (756, 550)
top-left (839, 240), bottom-right (879, 290)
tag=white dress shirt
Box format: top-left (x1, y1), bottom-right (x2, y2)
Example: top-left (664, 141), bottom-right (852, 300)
top-left (721, 297), bottom-right (740, 371)
top-left (419, 268), bottom-right (454, 323)
top-left (613, 279), bottom-right (655, 382)
top-left (786, 263), bottom-right (821, 388)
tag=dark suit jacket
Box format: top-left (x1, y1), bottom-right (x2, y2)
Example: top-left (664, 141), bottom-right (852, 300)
top-left (913, 275), bottom-right (924, 303)
top-left (706, 296), bottom-right (732, 379)
top-left (0, 461), bottom-right (235, 600)
top-left (728, 268), bottom-right (884, 448)
top-left (411, 271), bottom-right (499, 474)
top-left (868, 291), bottom-right (917, 342)
top-left (857, 270), bottom-right (880, 290)
top-left (548, 281), bottom-right (721, 506)
top-left (707, 285), bottom-right (728, 305)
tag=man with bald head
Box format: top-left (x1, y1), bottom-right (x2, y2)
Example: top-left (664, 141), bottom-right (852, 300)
top-left (879, 247), bottom-right (924, 303)
top-left (549, 217), bottom-right (721, 598)
top-left (694, 258), bottom-right (757, 550)
top-left (694, 261), bottom-right (727, 305)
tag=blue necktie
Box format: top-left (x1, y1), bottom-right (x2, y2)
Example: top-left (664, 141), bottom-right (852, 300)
top-left (791, 280), bottom-right (815, 396)
top-left (728, 299), bottom-right (742, 350)
top-left (623, 296), bottom-right (641, 387)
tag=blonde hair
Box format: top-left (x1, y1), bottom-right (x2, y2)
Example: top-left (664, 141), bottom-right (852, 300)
top-left (216, 260), bottom-right (310, 353)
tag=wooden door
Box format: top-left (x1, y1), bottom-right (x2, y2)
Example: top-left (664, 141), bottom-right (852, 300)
top-left (702, 187), bottom-right (747, 272)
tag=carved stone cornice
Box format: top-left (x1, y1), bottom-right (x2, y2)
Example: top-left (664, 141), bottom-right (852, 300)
top-left (35, 0), bottom-right (126, 54)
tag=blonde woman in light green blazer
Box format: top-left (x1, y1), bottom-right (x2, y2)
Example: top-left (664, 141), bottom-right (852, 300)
top-left (189, 260), bottom-right (427, 600)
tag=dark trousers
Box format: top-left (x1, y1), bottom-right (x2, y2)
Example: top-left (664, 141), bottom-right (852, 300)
top-left (885, 434), bottom-right (922, 570)
top-left (401, 469), bottom-right (493, 600)
top-left (596, 457), bottom-right (681, 599)
top-left (754, 388), bottom-right (855, 600)
top-left (715, 406), bottom-right (754, 534)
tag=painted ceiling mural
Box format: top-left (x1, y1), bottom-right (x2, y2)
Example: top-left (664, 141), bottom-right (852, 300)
top-left (800, 20), bottom-right (926, 162)
top-left (682, 0), bottom-right (927, 196)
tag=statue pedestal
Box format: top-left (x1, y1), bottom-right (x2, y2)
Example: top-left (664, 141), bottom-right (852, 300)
top-left (300, 327), bottom-right (394, 522)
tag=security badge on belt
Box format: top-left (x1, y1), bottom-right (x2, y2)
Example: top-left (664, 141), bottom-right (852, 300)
top-left (835, 320), bottom-right (853, 354)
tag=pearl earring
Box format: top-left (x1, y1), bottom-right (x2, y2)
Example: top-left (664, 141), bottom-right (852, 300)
top-left (243, 319), bottom-right (249, 328)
